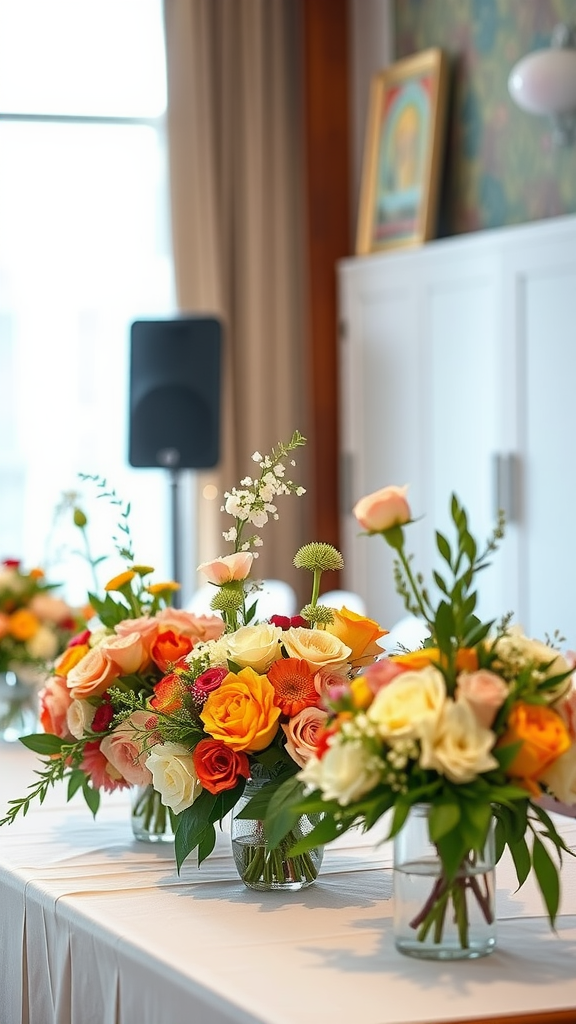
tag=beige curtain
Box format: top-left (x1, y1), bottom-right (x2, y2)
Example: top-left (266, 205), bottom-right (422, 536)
top-left (163, 0), bottom-right (310, 601)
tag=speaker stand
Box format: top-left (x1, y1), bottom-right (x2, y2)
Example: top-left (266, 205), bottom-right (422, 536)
top-left (168, 468), bottom-right (183, 609)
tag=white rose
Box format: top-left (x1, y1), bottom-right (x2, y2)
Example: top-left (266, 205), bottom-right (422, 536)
top-left (493, 627), bottom-right (572, 700)
top-left (26, 625), bottom-right (59, 661)
top-left (226, 623), bottom-right (282, 673)
top-left (282, 627), bottom-right (351, 671)
top-left (541, 744), bottom-right (576, 806)
top-left (419, 699), bottom-right (498, 784)
top-left (367, 666), bottom-right (446, 742)
top-left (67, 698), bottom-right (97, 739)
top-left (146, 742), bottom-right (201, 814)
top-left (298, 737), bottom-right (381, 806)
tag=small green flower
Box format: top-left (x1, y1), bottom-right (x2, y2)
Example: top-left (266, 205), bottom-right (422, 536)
top-left (210, 585), bottom-right (244, 613)
top-left (73, 507), bottom-right (88, 528)
top-left (293, 543), bottom-right (344, 573)
top-left (301, 603), bottom-right (334, 626)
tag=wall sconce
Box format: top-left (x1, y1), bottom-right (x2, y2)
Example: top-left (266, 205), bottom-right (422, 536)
top-left (508, 24), bottom-right (576, 146)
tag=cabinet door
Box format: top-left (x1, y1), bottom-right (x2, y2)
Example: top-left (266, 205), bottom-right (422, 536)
top-left (503, 229), bottom-right (576, 647)
top-left (339, 245), bottom-right (504, 632)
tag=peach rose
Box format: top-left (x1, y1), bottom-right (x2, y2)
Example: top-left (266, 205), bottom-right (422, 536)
top-left (282, 626), bottom-right (351, 672)
top-left (66, 645), bottom-right (120, 699)
top-left (155, 608), bottom-right (224, 642)
top-left (353, 485), bottom-right (411, 533)
top-left (197, 552), bottom-right (254, 585)
top-left (361, 658), bottom-right (408, 694)
top-left (99, 711), bottom-right (153, 787)
top-left (28, 593), bottom-right (72, 625)
top-left (551, 684), bottom-right (576, 738)
top-left (391, 647), bottom-right (479, 673)
top-left (39, 676), bottom-right (74, 739)
top-left (455, 670), bottom-right (509, 729)
top-left (200, 667), bottom-right (281, 752)
top-left (282, 706), bottom-right (329, 767)
top-left (100, 632), bottom-right (146, 674)
top-left (499, 701), bottom-right (572, 795)
top-left (325, 607), bottom-right (387, 668)
top-left (114, 616), bottom-right (160, 658)
top-left (313, 664), bottom-right (350, 706)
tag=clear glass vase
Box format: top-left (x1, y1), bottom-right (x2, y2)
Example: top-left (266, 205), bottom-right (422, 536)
top-left (0, 669), bottom-right (41, 742)
top-left (393, 803), bottom-right (496, 960)
top-left (231, 770), bottom-right (323, 891)
top-left (131, 785), bottom-right (175, 843)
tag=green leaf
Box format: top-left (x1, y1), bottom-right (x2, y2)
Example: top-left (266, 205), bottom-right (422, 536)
top-left (428, 800), bottom-right (461, 842)
top-left (492, 741), bottom-right (523, 772)
top-left (287, 814), bottom-right (343, 855)
top-left (432, 571), bottom-right (449, 596)
top-left (215, 780), bottom-right (246, 822)
top-left (174, 791), bottom-right (217, 872)
top-left (197, 823), bottom-right (216, 865)
top-left (20, 733), bottom-right (64, 755)
top-left (532, 834), bottom-right (560, 925)
top-left (67, 770), bottom-right (85, 801)
top-left (435, 531), bottom-right (452, 567)
top-left (265, 777), bottom-right (307, 849)
top-left (508, 835), bottom-right (532, 889)
top-left (82, 780), bottom-right (100, 817)
top-left (382, 524), bottom-right (405, 551)
top-left (436, 830), bottom-right (468, 883)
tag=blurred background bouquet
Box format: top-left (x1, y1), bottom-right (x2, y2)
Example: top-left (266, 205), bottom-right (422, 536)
top-left (0, 558), bottom-right (88, 740)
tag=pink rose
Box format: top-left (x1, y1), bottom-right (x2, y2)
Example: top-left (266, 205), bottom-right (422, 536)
top-left (99, 711), bottom-right (153, 786)
top-left (66, 645), bottom-right (120, 699)
top-left (353, 485), bottom-right (411, 533)
top-left (361, 658), bottom-right (408, 694)
top-left (39, 675), bottom-right (74, 739)
top-left (455, 670), bottom-right (509, 729)
top-left (282, 706), bottom-right (329, 767)
top-left (81, 741), bottom-right (130, 793)
top-left (100, 632), bottom-right (146, 674)
top-left (197, 552), bottom-right (253, 585)
top-left (313, 665), bottom-right (350, 707)
top-left (155, 608), bottom-right (224, 642)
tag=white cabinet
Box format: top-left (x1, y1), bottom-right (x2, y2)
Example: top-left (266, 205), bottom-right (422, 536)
top-left (338, 214), bottom-right (576, 647)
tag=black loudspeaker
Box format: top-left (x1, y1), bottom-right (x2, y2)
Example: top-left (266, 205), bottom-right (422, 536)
top-left (128, 317), bottom-right (222, 469)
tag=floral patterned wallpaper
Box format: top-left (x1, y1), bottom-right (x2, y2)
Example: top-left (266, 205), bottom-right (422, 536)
top-left (394, 0), bottom-right (576, 234)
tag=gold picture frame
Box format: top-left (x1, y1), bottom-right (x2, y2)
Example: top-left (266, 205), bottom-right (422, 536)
top-left (356, 48), bottom-right (449, 255)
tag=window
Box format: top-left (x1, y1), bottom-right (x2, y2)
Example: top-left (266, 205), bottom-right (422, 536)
top-left (0, 0), bottom-right (186, 603)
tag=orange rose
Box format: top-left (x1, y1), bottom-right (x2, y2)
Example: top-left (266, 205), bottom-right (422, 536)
top-left (8, 608), bottom-right (39, 641)
top-left (499, 701), bottom-right (571, 795)
top-left (192, 738), bottom-right (250, 794)
top-left (325, 607), bottom-right (387, 668)
top-left (151, 630), bottom-right (194, 673)
top-left (200, 667), bottom-right (281, 752)
top-left (54, 643), bottom-right (91, 677)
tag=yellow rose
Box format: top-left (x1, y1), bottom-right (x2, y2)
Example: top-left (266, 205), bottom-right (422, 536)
top-left (226, 623), bottom-right (282, 673)
top-left (281, 626), bottom-right (351, 671)
top-left (498, 701), bottom-right (571, 795)
top-left (54, 643), bottom-right (91, 677)
top-left (367, 666), bottom-right (446, 742)
top-left (391, 647), bottom-right (478, 673)
top-left (200, 667), bottom-right (281, 752)
top-left (325, 607), bottom-right (387, 668)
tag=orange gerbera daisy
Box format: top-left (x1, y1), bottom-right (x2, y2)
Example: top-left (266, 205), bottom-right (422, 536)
top-left (267, 658), bottom-right (319, 717)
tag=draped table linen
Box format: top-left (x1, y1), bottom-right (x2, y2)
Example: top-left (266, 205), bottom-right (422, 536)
top-left (0, 745), bottom-right (575, 1024)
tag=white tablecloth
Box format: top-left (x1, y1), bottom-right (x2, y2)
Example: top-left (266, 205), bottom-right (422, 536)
top-left (0, 744), bottom-right (575, 1024)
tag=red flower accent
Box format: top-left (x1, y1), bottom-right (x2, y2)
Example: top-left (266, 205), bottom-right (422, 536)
top-left (192, 666), bottom-right (228, 697)
top-left (92, 701), bottom-right (115, 732)
top-left (150, 672), bottom-right (185, 713)
top-left (270, 614), bottom-right (308, 630)
top-left (2, 558), bottom-right (21, 568)
top-left (68, 629), bottom-right (92, 648)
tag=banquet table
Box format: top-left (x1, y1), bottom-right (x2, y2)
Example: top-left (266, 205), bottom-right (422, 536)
top-left (0, 745), bottom-right (575, 1024)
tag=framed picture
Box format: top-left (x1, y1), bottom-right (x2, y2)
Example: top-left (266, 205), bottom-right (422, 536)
top-left (356, 48), bottom-right (449, 255)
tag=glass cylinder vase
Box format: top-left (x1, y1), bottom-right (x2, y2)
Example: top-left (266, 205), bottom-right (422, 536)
top-left (393, 803), bottom-right (496, 960)
top-left (131, 785), bottom-right (174, 843)
top-left (0, 669), bottom-right (41, 742)
top-left (231, 770), bottom-right (323, 891)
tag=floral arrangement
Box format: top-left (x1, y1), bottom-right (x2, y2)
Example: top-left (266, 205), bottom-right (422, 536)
top-left (0, 558), bottom-right (87, 677)
top-left (1, 434), bottom-right (388, 891)
top-left (0, 482), bottom-right (224, 822)
top-left (257, 485), bottom-right (576, 951)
